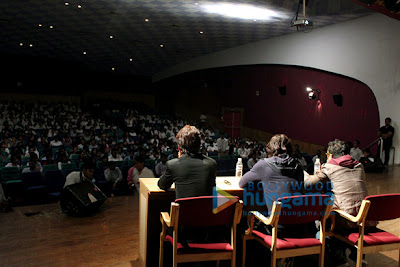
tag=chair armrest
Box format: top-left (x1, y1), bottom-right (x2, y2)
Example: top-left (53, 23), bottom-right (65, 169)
top-left (249, 201), bottom-right (281, 226)
top-left (333, 200), bottom-right (371, 224)
top-left (334, 209), bottom-right (358, 223)
top-left (249, 211), bottom-right (274, 226)
top-left (160, 212), bottom-right (172, 227)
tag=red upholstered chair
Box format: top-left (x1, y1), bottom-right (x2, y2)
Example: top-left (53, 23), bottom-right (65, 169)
top-left (330, 193), bottom-right (400, 267)
top-left (242, 194), bottom-right (333, 267)
top-left (159, 196), bottom-right (243, 267)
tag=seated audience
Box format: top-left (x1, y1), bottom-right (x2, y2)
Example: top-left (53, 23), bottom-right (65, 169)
top-left (247, 152), bottom-right (258, 169)
top-left (127, 156), bottom-right (154, 192)
top-left (359, 148), bottom-right (385, 173)
top-left (155, 154), bottom-right (167, 177)
top-left (64, 160), bottom-right (96, 188)
top-left (108, 148), bottom-right (123, 162)
top-left (350, 139), bottom-right (363, 161)
top-left (104, 161), bottom-right (123, 197)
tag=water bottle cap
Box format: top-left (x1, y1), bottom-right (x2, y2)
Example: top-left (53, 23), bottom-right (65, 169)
top-left (238, 158), bottom-right (242, 163)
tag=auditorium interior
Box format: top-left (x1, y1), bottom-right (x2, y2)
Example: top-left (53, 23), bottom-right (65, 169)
top-left (0, 0), bottom-right (399, 266)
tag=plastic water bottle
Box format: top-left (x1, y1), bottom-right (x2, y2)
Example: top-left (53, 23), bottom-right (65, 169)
top-left (235, 158), bottom-right (243, 177)
top-left (314, 158), bottom-right (321, 174)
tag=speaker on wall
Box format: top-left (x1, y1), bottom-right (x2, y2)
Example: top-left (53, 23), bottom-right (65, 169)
top-left (279, 85), bottom-right (286, 96)
top-left (332, 94), bottom-right (343, 107)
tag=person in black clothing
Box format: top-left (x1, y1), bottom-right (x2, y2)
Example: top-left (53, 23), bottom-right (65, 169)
top-left (360, 148), bottom-right (385, 173)
top-left (158, 125), bottom-right (216, 199)
top-left (158, 125), bottom-right (218, 244)
top-left (378, 117), bottom-right (394, 165)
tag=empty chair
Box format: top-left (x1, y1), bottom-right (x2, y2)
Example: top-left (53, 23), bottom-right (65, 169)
top-left (61, 162), bottom-right (77, 176)
top-left (21, 171), bottom-right (47, 201)
top-left (160, 196), bottom-right (243, 267)
top-left (243, 194), bottom-right (333, 267)
top-left (44, 170), bottom-right (66, 197)
top-left (330, 193), bottom-right (400, 267)
top-left (42, 164), bottom-right (58, 174)
top-left (0, 166), bottom-right (21, 184)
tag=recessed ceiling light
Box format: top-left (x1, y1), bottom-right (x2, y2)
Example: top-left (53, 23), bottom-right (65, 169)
top-left (29, 44), bottom-right (33, 47)
top-left (38, 24), bottom-right (42, 27)
top-left (195, 2), bottom-right (199, 5)
top-left (202, 3), bottom-right (287, 21)
top-left (49, 25), bottom-right (54, 29)
top-left (111, 67), bottom-right (115, 71)
top-left (65, 2), bottom-right (69, 6)
top-left (19, 43), bottom-right (23, 46)
top-left (160, 44), bottom-right (164, 47)
top-left (129, 58), bottom-right (133, 62)
top-left (109, 35), bottom-right (113, 39)
top-left (145, 18), bottom-right (149, 22)
top-left (83, 51), bottom-right (87, 55)
top-left (77, 5), bottom-right (82, 8)
top-left (199, 31), bottom-right (204, 34)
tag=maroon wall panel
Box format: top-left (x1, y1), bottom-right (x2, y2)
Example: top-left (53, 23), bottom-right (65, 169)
top-left (220, 65), bottom-right (379, 148)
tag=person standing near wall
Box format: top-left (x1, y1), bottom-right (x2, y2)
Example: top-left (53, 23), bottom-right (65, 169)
top-left (378, 117), bottom-right (394, 165)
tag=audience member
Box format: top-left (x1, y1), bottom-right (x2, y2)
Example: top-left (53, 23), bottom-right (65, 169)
top-left (247, 152), bottom-right (258, 169)
top-left (155, 154), bottom-right (167, 177)
top-left (350, 139), bottom-right (363, 161)
top-left (128, 156), bottom-right (154, 192)
top-left (64, 160), bottom-right (96, 188)
top-left (104, 161), bottom-right (123, 197)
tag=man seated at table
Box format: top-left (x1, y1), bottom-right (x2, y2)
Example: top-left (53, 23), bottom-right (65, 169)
top-left (158, 125), bottom-right (217, 199)
top-left (158, 125), bottom-right (219, 245)
top-left (304, 139), bottom-right (377, 265)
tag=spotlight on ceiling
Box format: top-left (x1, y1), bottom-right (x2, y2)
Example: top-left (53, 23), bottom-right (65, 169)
top-left (202, 3), bottom-right (287, 21)
top-left (307, 87), bottom-right (320, 101)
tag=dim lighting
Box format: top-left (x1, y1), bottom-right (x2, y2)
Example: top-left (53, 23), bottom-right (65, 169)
top-left (19, 43), bottom-right (23, 46)
top-left (65, 2), bottom-right (69, 6)
top-left (129, 58), bottom-right (133, 62)
top-left (29, 44), bottom-right (33, 47)
top-left (111, 67), bottom-right (115, 71)
top-left (109, 35), bottom-right (113, 39)
top-left (83, 51), bottom-right (87, 55)
top-left (145, 18), bottom-right (149, 22)
top-left (160, 44), bottom-right (164, 47)
top-left (77, 5), bottom-right (82, 8)
top-left (199, 31), bottom-right (204, 34)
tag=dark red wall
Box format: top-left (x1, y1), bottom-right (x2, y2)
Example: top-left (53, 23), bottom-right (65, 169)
top-left (219, 65), bottom-right (379, 148)
top-left (156, 64), bottom-right (380, 149)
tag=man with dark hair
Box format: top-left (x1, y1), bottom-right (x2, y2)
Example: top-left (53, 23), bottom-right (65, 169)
top-left (158, 125), bottom-right (217, 199)
top-left (378, 117), bottom-right (394, 165)
top-left (239, 134), bottom-right (304, 217)
top-left (64, 160), bottom-right (96, 188)
top-left (158, 125), bottom-right (218, 245)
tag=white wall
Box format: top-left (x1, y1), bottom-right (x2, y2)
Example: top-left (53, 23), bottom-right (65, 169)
top-left (153, 14), bottom-right (400, 164)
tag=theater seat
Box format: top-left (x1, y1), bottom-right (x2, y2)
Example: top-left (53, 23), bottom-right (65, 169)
top-left (159, 196), bottom-right (243, 267)
top-left (331, 193), bottom-right (400, 267)
top-left (243, 195), bottom-right (333, 267)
